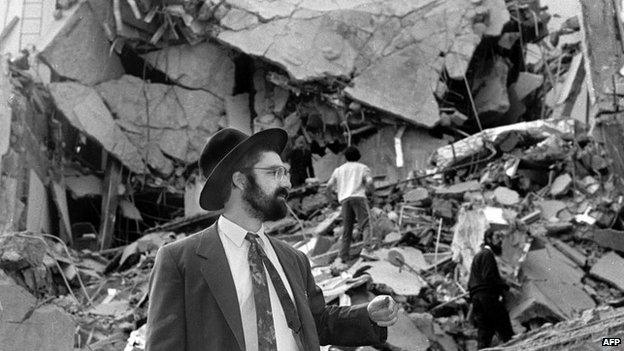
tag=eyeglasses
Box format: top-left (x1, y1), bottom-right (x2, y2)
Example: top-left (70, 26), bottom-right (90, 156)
top-left (243, 166), bottom-right (290, 181)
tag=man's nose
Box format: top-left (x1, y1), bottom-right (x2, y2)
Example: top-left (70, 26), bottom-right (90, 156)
top-left (281, 173), bottom-right (292, 189)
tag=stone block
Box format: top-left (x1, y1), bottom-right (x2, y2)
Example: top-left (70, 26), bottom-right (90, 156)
top-left (590, 252), bottom-right (624, 291)
top-left (39, 0), bottom-right (123, 85)
top-left (0, 277), bottom-right (74, 351)
top-left (141, 42), bottom-right (235, 99)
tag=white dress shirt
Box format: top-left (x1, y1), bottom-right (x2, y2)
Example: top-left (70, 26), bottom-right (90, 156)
top-left (327, 162), bottom-right (372, 202)
top-left (217, 215), bottom-right (299, 351)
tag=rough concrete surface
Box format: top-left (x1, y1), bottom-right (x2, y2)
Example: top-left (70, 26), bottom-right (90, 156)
top-left (511, 243), bottom-right (595, 322)
top-left (386, 309), bottom-right (430, 350)
top-left (141, 42), bottom-right (235, 99)
top-left (215, 0), bottom-right (509, 127)
top-left (592, 229), bottom-right (624, 253)
top-left (590, 252), bottom-right (624, 291)
top-left (0, 277), bottom-right (74, 351)
top-left (48, 82), bottom-right (146, 174)
top-left (494, 186), bottom-right (520, 205)
top-left (39, 0), bottom-right (124, 85)
top-left (96, 75), bottom-right (225, 164)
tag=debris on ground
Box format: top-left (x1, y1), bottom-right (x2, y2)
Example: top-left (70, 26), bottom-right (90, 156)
top-left (3, 0), bottom-right (624, 350)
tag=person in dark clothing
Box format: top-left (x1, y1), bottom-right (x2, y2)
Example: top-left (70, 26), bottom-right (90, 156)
top-left (468, 229), bottom-right (514, 349)
top-left (284, 135), bottom-right (315, 187)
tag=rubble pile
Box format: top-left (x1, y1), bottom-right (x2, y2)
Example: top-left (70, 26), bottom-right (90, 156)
top-left (4, 0), bottom-right (624, 349)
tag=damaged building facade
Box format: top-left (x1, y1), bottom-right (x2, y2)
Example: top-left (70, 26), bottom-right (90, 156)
top-left (2, 0), bottom-right (624, 350)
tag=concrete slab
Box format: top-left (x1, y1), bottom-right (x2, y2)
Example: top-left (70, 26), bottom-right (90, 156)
top-left (0, 277), bottom-right (74, 351)
top-left (386, 310), bottom-right (430, 351)
top-left (216, 0), bottom-right (508, 127)
top-left (510, 279), bottom-right (596, 323)
top-left (96, 75), bottom-right (225, 164)
top-left (511, 243), bottom-right (595, 322)
top-left (510, 72), bottom-right (545, 100)
top-left (65, 175), bottom-right (103, 198)
top-left (535, 200), bottom-right (568, 220)
top-left (494, 186), bottom-right (520, 206)
top-left (432, 119), bottom-right (576, 169)
top-left (141, 42), bottom-right (235, 99)
top-left (592, 229), bottom-right (624, 253)
top-left (39, 0), bottom-right (123, 85)
top-left (48, 82), bottom-right (146, 174)
top-left (590, 252), bottom-right (624, 291)
top-left (409, 313), bottom-right (458, 351)
top-left (404, 187), bottom-right (430, 203)
top-left (550, 173), bottom-right (573, 197)
top-left (354, 258), bottom-right (425, 296)
top-left (434, 181), bottom-right (481, 198)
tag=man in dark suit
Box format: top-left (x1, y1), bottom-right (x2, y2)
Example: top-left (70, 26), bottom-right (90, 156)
top-left (146, 128), bottom-right (398, 351)
top-left (468, 229), bottom-right (514, 349)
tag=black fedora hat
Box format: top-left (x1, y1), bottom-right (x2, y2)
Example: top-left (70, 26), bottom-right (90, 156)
top-left (198, 128), bottom-right (287, 211)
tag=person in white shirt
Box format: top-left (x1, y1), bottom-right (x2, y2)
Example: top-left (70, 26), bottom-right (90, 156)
top-left (146, 128), bottom-right (398, 351)
top-left (326, 146), bottom-right (375, 265)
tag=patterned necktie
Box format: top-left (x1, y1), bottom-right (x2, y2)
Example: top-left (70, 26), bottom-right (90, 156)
top-left (245, 233), bottom-right (303, 350)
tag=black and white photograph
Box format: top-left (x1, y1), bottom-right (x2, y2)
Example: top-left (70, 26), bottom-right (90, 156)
top-left (1, 0), bottom-right (623, 350)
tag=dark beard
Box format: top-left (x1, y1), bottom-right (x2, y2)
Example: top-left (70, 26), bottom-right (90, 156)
top-left (242, 174), bottom-right (289, 221)
top-left (490, 243), bottom-right (503, 256)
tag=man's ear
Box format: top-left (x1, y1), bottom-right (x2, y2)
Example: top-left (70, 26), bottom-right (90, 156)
top-left (232, 171), bottom-right (247, 190)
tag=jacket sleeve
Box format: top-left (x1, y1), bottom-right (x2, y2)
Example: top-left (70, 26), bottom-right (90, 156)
top-left (145, 246), bottom-right (186, 351)
top-left (298, 251), bottom-right (387, 346)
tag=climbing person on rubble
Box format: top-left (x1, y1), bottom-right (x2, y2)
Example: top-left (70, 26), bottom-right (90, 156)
top-left (146, 128), bottom-right (398, 351)
top-left (326, 145), bottom-right (376, 268)
top-left (468, 228), bottom-right (514, 349)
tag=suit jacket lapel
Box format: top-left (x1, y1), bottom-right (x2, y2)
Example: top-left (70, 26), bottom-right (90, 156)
top-left (196, 224), bottom-right (245, 351)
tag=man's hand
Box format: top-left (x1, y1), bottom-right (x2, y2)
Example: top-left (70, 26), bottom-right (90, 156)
top-left (367, 295), bottom-right (399, 327)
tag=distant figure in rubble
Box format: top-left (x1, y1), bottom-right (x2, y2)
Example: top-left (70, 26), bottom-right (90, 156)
top-left (145, 128), bottom-right (398, 351)
top-left (468, 229), bottom-right (514, 349)
top-left (284, 135), bottom-right (315, 187)
top-left (326, 146), bottom-right (375, 266)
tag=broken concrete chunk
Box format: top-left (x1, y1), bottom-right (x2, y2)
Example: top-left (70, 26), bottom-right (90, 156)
top-left (434, 181), bottom-right (481, 198)
top-left (535, 200), bottom-right (568, 221)
top-left (493, 186), bottom-right (520, 206)
top-left (432, 198), bottom-right (455, 220)
top-left (432, 119), bottom-right (576, 169)
top-left (511, 243), bottom-right (594, 323)
top-left (408, 313), bottom-right (459, 351)
top-left (592, 229), bottom-right (624, 254)
top-left (345, 48), bottom-right (441, 127)
top-left (0, 233), bottom-right (47, 271)
top-left (141, 42), bottom-right (235, 99)
top-left (552, 239), bottom-right (587, 267)
top-left (216, 0), bottom-right (508, 127)
top-left (39, 0), bottom-right (123, 85)
top-left (386, 310), bottom-right (430, 351)
top-left (510, 72), bottom-right (544, 100)
top-left (96, 75), bottom-right (225, 164)
top-left (48, 82), bottom-right (146, 174)
top-left (119, 200), bottom-right (143, 221)
top-left (65, 175), bottom-right (103, 198)
top-left (404, 187), bottom-right (430, 203)
top-left (354, 258), bottom-right (425, 296)
top-left (590, 252), bottom-right (624, 291)
top-left (550, 173), bottom-right (573, 197)
top-left (545, 222), bottom-right (573, 236)
top-left (0, 277), bottom-right (74, 351)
